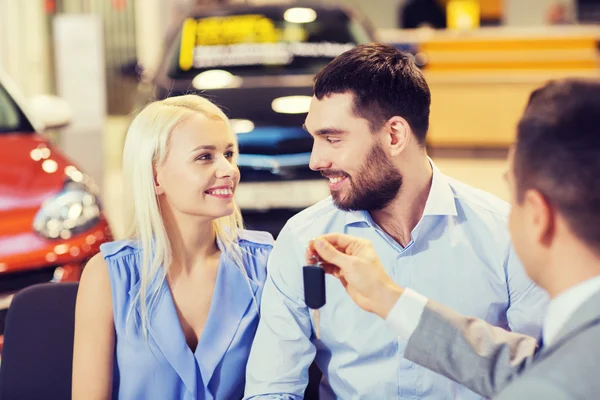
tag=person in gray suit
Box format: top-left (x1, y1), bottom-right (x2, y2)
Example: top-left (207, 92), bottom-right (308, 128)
top-left (306, 78), bottom-right (600, 399)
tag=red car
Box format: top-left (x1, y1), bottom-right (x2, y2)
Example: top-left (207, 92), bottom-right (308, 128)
top-left (0, 71), bottom-right (112, 351)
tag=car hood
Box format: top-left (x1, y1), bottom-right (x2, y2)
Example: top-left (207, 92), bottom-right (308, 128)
top-left (0, 133), bottom-right (111, 273)
top-left (0, 133), bottom-right (70, 218)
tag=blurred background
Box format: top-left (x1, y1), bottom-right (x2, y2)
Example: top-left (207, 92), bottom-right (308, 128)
top-left (1, 0), bottom-right (599, 380)
top-left (4, 0), bottom-right (600, 238)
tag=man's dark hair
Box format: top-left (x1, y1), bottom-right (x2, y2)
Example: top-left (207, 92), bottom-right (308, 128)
top-left (313, 43), bottom-right (431, 146)
top-left (515, 79), bottom-right (600, 250)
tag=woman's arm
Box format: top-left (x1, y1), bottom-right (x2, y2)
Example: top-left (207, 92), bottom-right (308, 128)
top-left (72, 253), bottom-right (115, 400)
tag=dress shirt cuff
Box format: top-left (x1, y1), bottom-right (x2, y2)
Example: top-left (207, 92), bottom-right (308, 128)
top-left (385, 288), bottom-right (428, 340)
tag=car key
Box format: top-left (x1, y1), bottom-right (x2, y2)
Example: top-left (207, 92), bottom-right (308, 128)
top-left (303, 254), bottom-right (326, 339)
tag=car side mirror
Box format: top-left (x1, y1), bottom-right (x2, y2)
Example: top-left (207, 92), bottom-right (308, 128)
top-left (28, 95), bottom-right (72, 130)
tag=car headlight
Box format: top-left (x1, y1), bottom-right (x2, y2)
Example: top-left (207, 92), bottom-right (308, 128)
top-left (33, 180), bottom-right (101, 240)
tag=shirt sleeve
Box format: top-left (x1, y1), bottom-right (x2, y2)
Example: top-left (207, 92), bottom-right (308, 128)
top-left (505, 247), bottom-right (549, 338)
top-left (244, 225), bottom-right (316, 400)
top-left (385, 288), bottom-right (428, 339)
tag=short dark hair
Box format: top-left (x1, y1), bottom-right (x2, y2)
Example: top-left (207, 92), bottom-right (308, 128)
top-left (313, 43), bottom-right (431, 145)
top-left (514, 79), bottom-right (600, 250)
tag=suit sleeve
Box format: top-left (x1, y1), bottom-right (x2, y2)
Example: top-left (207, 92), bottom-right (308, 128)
top-left (391, 297), bottom-right (539, 398)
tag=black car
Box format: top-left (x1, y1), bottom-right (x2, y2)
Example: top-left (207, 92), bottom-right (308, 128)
top-left (150, 3), bottom-right (375, 233)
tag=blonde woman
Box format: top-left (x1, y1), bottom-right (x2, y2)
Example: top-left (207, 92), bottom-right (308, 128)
top-left (72, 95), bottom-right (273, 400)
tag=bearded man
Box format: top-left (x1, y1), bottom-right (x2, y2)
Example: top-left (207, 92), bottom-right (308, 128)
top-left (244, 43), bottom-right (548, 400)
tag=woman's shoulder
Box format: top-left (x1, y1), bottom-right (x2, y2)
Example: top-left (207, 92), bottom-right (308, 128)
top-left (99, 239), bottom-right (141, 260)
top-left (237, 229), bottom-right (274, 250)
top-left (97, 239), bottom-right (143, 286)
top-left (230, 229), bottom-right (273, 283)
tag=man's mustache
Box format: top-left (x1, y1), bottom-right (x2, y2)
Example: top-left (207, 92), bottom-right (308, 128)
top-left (320, 170), bottom-right (350, 179)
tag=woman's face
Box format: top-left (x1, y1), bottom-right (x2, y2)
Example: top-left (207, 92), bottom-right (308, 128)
top-left (154, 113), bottom-right (240, 220)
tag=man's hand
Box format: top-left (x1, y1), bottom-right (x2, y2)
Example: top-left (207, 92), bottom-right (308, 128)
top-left (306, 233), bottom-right (404, 319)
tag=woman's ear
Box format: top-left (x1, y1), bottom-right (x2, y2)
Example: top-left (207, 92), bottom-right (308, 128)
top-left (154, 166), bottom-right (164, 195)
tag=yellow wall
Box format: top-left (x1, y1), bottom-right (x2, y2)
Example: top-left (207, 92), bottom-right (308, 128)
top-left (425, 71), bottom-right (598, 147)
top-left (380, 26), bottom-right (600, 147)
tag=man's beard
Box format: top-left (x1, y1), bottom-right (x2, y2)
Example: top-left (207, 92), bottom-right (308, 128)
top-left (321, 143), bottom-right (403, 211)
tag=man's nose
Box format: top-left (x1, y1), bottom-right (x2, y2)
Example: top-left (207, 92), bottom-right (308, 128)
top-left (309, 144), bottom-right (331, 171)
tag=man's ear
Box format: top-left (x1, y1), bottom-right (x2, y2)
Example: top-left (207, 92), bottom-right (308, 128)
top-left (385, 116), bottom-right (411, 156)
top-left (524, 189), bottom-right (555, 247)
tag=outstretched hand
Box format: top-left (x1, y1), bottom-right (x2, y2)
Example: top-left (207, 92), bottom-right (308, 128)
top-left (306, 234), bottom-right (403, 318)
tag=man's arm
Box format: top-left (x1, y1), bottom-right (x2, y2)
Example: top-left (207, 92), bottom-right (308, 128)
top-left (244, 226), bottom-right (316, 400)
top-left (391, 290), bottom-right (538, 398)
top-left (308, 234), bottom-right (541, 399)
top-left (494, 378), bottom-right (575, 400)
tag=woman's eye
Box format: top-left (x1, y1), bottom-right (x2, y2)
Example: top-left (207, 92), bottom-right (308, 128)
top-left (224, 151), bottom-right (235, 159)
top-left (196, 154), bottom-right (211, 161)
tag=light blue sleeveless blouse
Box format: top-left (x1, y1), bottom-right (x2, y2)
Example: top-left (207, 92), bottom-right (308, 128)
top-left (99, 229), bottom-right (273, 400)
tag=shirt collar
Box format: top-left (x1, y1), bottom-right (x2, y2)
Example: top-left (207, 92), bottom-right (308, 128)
top-left (543, 274), bottom-right (600, 347)
top-left (422, 160), bottom-right (458, 217)
top-left (344, 159), bottom-right (457, 227)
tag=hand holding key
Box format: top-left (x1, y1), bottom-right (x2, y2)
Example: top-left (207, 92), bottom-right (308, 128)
top-left (307, 234), bottom-right (403, 319)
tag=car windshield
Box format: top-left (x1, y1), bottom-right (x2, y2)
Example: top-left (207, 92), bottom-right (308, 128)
top-left (0, 82), bottom-right (34, 133)
top-left (167, 7), bottom-right (371, 79)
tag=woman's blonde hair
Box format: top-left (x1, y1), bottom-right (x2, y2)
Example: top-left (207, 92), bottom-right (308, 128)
top-left (121, 95), bottom-right (245, 336)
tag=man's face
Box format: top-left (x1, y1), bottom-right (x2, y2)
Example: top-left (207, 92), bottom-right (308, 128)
top-left (506, 149), bottom-right (547, 284)
top-left (304, 93), bottom-right (403, 211)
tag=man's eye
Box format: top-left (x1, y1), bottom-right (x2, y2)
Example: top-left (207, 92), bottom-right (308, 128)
top-left (326, 137), bottom-right (340, 144)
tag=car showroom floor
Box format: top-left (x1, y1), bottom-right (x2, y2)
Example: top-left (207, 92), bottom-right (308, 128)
top-left (100, 116), bottom-right (511, 240)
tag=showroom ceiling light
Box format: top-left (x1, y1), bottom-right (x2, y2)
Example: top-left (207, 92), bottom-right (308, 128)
top-left (231, 119), bottom-right (255, 134)
top-left (65, 165), bottom-right (84, 182)
top-left (271, 95), bottom-right (312, 114)
top-left (42, 159), bottom-right (58, 174)
top-left (192, 69), bottom-right (243, 90)
top-left (284, 7), bottom-right (317, 24)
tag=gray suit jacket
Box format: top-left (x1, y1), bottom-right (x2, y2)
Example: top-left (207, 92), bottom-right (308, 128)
top-left (404, 289), bottom-right (600, 399)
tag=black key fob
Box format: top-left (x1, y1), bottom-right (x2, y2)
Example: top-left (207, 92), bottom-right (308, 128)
top-left (303, 263), bottom-right (326, 309)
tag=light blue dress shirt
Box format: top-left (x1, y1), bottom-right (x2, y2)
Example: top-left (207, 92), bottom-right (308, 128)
top-left (100, 229), bottom-right (273, 400)
top-left (244, 163), bottom-right (549, 400)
